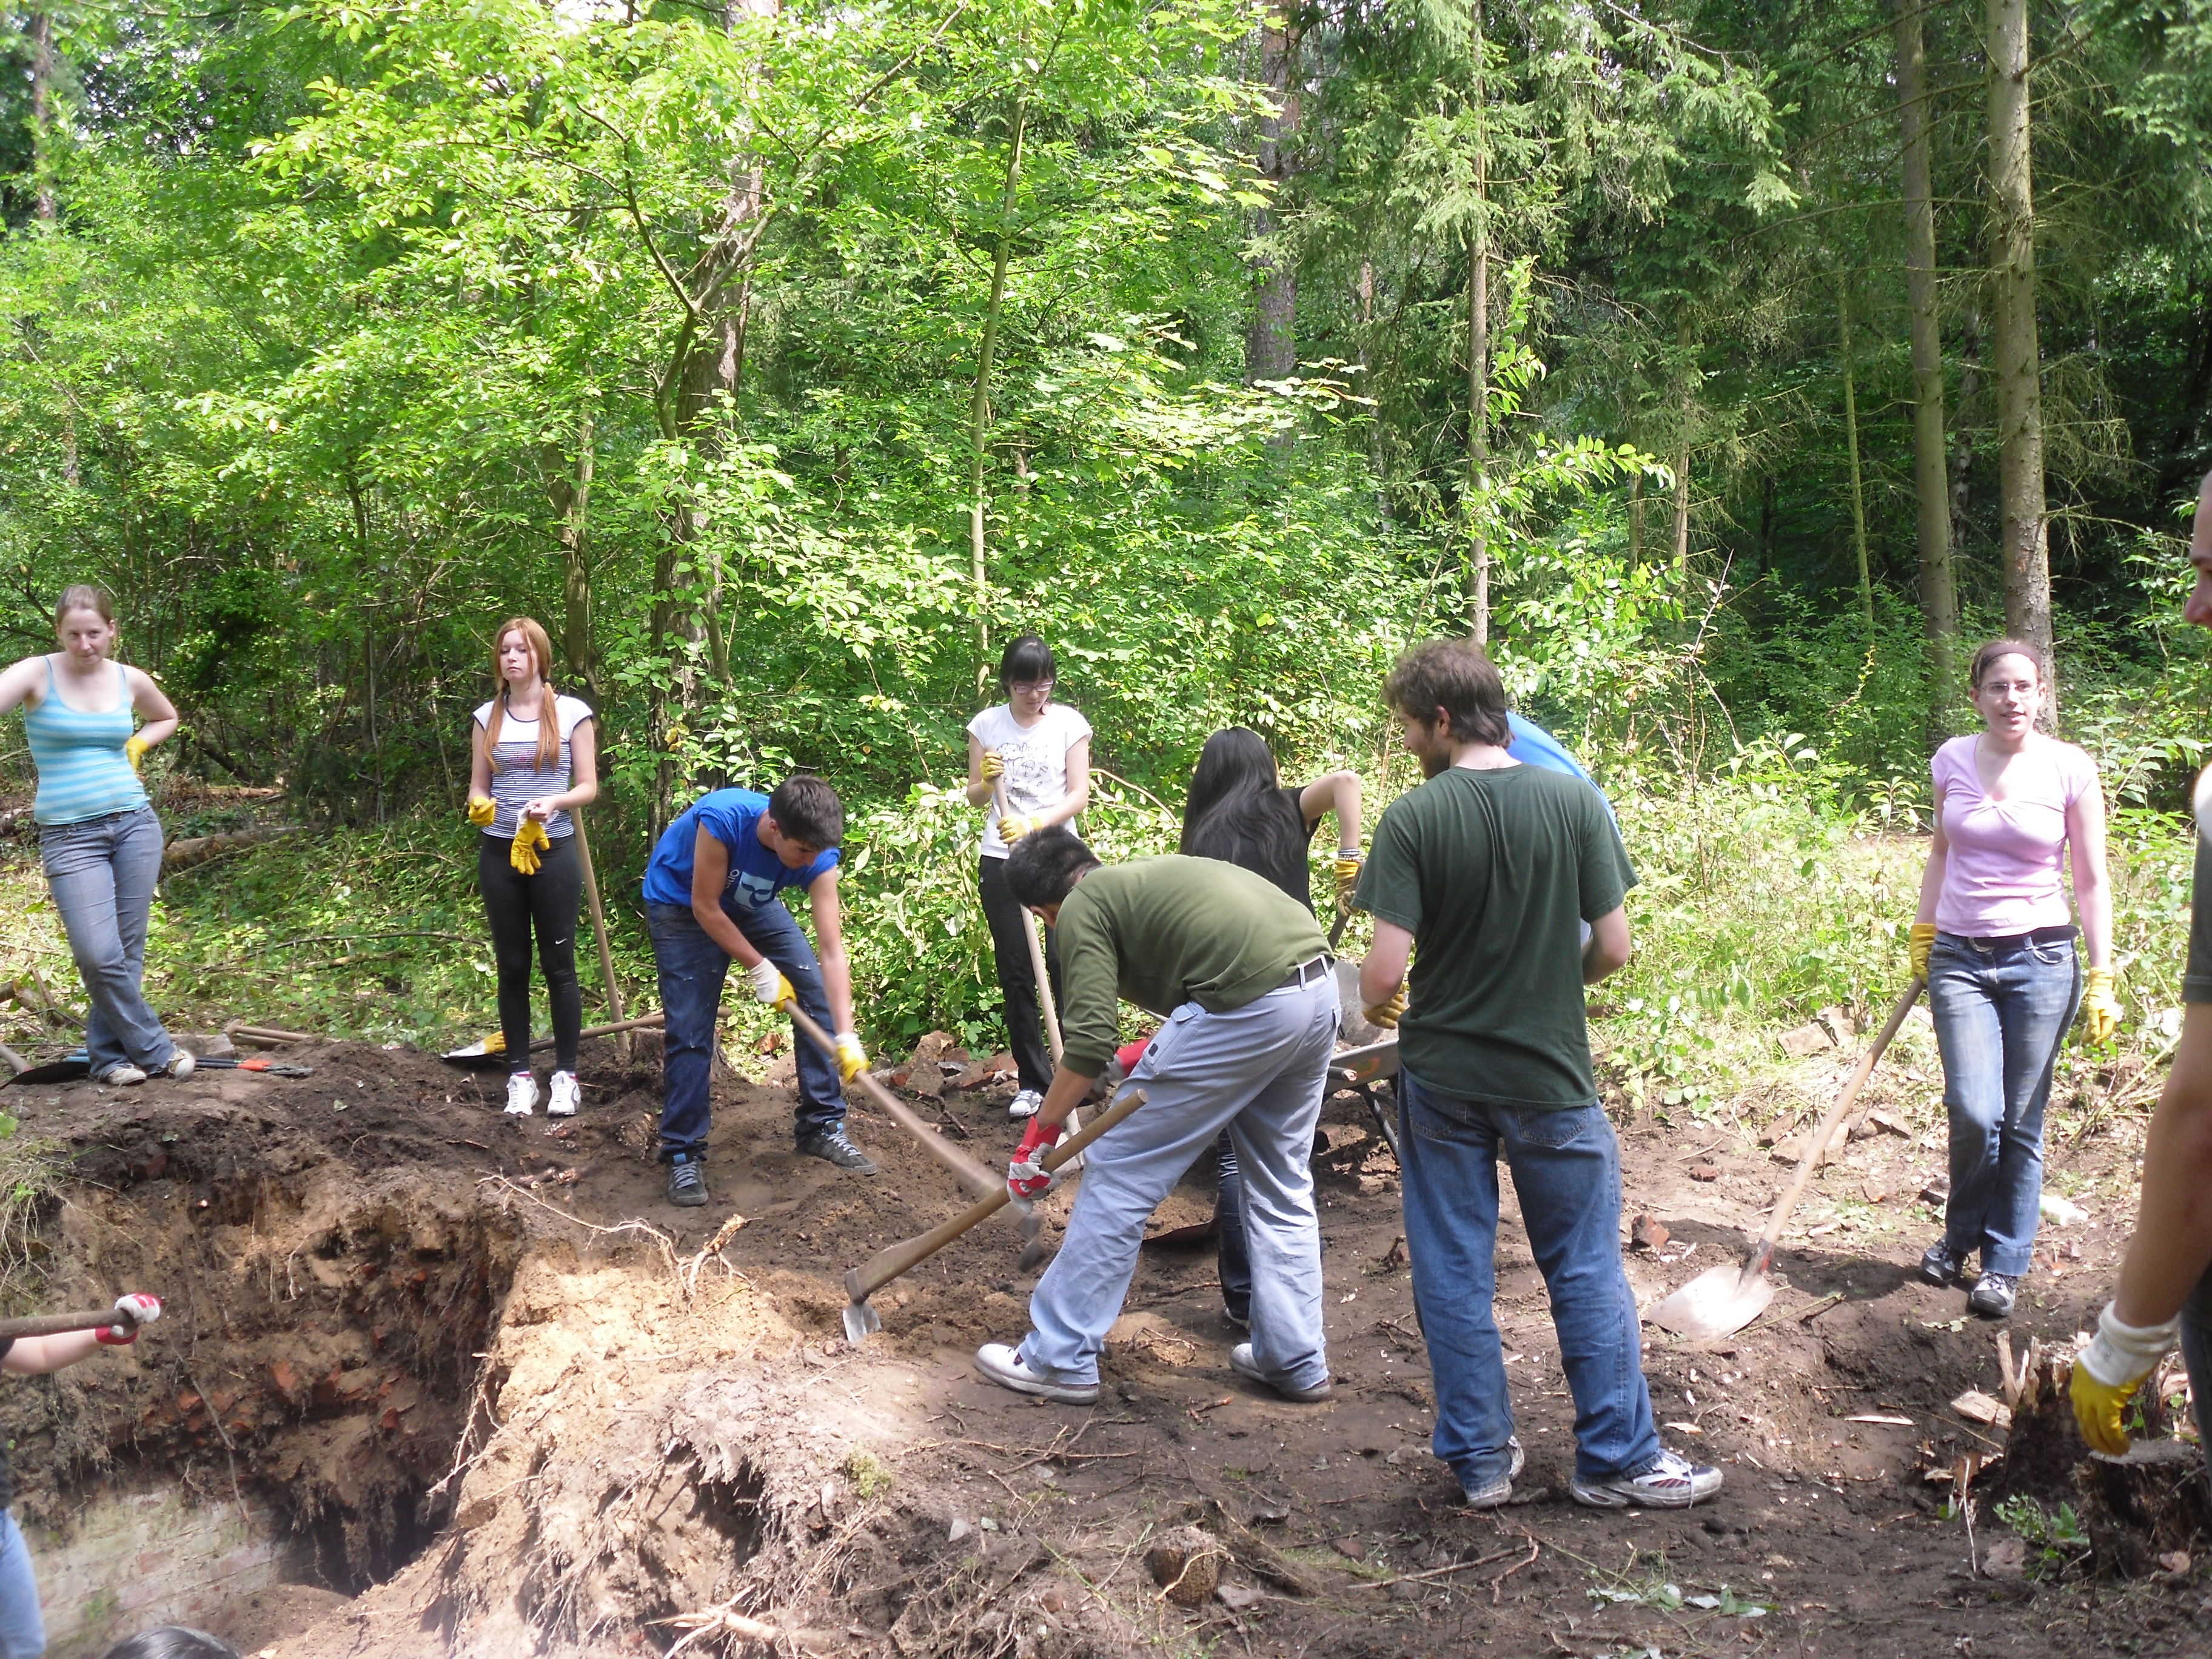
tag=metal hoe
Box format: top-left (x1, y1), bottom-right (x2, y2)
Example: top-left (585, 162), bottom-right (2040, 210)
top-left (841, 1088), bottom-right (1146, 1343)
top-left (1646, 977), bottom-right (1924, 1341)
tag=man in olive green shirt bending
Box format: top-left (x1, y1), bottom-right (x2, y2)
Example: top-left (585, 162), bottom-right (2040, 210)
top-left (974, 831), bottom-right (1339, 1406)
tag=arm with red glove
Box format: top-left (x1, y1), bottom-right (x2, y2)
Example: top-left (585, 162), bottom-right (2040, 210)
top-left (2, 1294), bottom-right (162, 1375)
top-left (1007, 1059), bottom-right (1106, 1200)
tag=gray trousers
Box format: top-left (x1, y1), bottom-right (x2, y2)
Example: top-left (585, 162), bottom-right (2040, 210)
top-left (41, 805), bottom-right (177, 1073)
top-left (1022, 975), bottom-right (1339, 1389)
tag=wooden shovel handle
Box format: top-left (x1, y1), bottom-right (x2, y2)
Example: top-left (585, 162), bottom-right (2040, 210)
top-left (1744, 977), bottom-right (1923, 1279)
top-left (0, 1307), bottom-right (136, 1341)
top-left (845, 1088), bottom-right (1146, 1305)
top-left (783, 1003), bottom-right (1002, 1202)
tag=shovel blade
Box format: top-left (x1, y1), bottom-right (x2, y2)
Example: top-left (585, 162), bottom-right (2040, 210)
top-left (1645, 1261), bottom-right (1774, 1341)
top-left (842, 1299), bottom-right (882, 1345)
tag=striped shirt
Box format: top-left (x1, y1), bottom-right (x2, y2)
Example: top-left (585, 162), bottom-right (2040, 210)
top-left (24, 659), bottom-right (147, 826)
top-left (474, 694), bottom-right (593, 840)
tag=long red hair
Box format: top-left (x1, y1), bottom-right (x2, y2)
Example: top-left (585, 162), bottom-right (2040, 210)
top-left (484, 617), bottom-right (561, 772)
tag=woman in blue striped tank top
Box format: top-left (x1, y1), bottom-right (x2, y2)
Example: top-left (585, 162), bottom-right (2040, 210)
top-left (463, 617), bottom-right (598, 1119)
top-left (0, 585), bottom-right (193, 1085)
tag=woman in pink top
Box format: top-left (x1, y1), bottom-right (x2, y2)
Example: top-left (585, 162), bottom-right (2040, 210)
top-left (1908, 639), bottom-right (2122, 1319)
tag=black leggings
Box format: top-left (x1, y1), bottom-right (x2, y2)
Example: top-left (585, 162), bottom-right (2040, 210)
top-left (478, 832), bottom-right (583, 1073)
top-left (979, 854), bottom-right (1063, 1094)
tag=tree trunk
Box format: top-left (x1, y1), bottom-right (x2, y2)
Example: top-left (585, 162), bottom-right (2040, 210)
top-left (27, 13), bottom-right (56, 222)
top-left (968, 98), bottom-right (1028, 688)
top-left (1986, 0), bottom-right (2053, 687)
top-left (1629, 474), bottom-right (1644, 567)
top-left (1951, 301), bottom-right (1982, 560)
top-left (1466, 227), bottom-right (1489, 642)
top-left (1896, 0), bottom-right (1959, 692)
top-left (1244, 14), bottom-right (1299, 386)
top-left (1840, 286), bottom-right (1874, 638)
top-left (1673, 318), bottom-right (1694, 576)
top-left (548, 411), bottom-right (602, 709)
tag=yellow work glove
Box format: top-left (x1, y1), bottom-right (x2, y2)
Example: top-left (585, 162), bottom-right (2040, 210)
top-left (467, 794), bottom-right (498, 828)
top-left (747, 958), bottom-right (797, 1011)
top-left (1333, 849), bottom-right (1364, 906)
top-left (834, 1031), bottom-right (868, 1083)
top-left (1364, 982), bottom-right (1407, 1029)
top-left (2080, 967), bottom-right (2123, 1045)
top-left (980, 750), bottom-right (1006, 783)
top-left (998, 814), bottom-right (1036, 843)
top-left (509, 817), bottom-right (549, 875)
top-left (125, 734), bottom-right (149, 773)
top-left (2071, 1301), bottom-right (2178, 1457)
top-left (1909, 922), bottom-right (1937, 982)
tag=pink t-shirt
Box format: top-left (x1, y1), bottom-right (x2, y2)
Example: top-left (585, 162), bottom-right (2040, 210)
top-left (1931, 734), bottom-right (2100, 937)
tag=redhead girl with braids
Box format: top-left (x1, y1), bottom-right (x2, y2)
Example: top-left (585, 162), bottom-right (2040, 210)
top-left (464, 617), bottom-right (598, 1118)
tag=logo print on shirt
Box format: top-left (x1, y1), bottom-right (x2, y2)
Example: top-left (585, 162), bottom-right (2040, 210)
top-left (732, 868), bottom-right (780, 910)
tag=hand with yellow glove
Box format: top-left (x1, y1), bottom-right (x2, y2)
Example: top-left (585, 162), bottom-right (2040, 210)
top-left (833, 1031), bottom-right (868, 1083)
top-left (1333, 848), bottom-right (1364, 907)
top-left (467, 794), bottom-right (498, 828)
top-left (2079, 967), bottom-right (2123, 1045)
top-left (126, 734), bottom-right (150, 773)
top-left (747, 957), bottom-right (797, 1011)
top-left (998, 814), bottom-right (1036, 844)
top-left (1364, 981), bottom-right (1407, 1030)
top-left (2070, 1299), bottom-right (2178, 1456)
top-left (980, 749), bottom-right (1007, 784)
top-left (509, 817), bottom-right (549, 875)
top-left (1909, 922), bottom-right (1937, 982)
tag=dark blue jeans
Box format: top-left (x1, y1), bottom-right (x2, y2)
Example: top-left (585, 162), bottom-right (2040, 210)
top-left (1215, 1131), bottom-right (1252, 1323)
top-left (2185, 1265), bottom-right (2212, 1459)
top-left (1929, 932), bottom-right (2081, 1277)
top-left (1398, 1068), bottom-right (1660, 1487)
top-left (646, 897), bottom-right (844, 1160)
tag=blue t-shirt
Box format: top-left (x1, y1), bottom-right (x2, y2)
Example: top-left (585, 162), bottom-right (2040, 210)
top-left (641, 788), bottom-right (840, 910)
top-left (1508, 714), bottom-right (1617, 825)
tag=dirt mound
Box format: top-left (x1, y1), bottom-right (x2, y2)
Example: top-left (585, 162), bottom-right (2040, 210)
top-left (4, 1039), bottom-right (2207, 1657)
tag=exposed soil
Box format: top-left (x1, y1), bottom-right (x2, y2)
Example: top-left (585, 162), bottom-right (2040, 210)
top-left (4, 1017), bottom-right (2208, 1658)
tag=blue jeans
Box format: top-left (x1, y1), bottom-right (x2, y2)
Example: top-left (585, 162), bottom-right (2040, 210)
top-left (0, 1512), bottom-right (44, 1658)
top-left (1398, 1069), bottom-right (1659, 1486)
top-left (1215, 1131), bottom-right (1252, 1324)
top-left (646, 897), bottom-right (844, 1159)
top-left (40, 805), bottom-right (177, 1074)
top-left (1022, 978), bottom-right (1338, 1389)
top-left (1929, 933), bottom-right (2081, 1277)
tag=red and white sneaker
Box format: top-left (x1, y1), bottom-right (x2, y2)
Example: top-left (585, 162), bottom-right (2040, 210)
top-left (1570, 1449), bottom-right (1723, 1509)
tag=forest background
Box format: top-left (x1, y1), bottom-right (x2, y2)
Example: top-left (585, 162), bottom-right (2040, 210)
top-left (2, 0), bottom-right (2212, 1116)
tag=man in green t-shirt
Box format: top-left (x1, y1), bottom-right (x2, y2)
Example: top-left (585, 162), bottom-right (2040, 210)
top-left (1355, 637), bottom-right (1720, 1511)
top-left (970, 830), bottom-right (1339, 1407)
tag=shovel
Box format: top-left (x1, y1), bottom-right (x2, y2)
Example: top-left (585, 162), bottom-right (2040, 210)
top-left (841, 1087), bottom-right (1146, 1343)
top-left (781, 1003), bottom-right (1002, 1204)
top-left (1646, 977), bottom-right (1924, 1341)
top-left (441, 1010), bottom-right (666, 1067)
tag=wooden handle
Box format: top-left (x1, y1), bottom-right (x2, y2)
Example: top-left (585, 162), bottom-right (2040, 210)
top-left (1744, 977), bottom-right (1923, 1278)
top-left (846, 1088), bottom-right (1145, 1304)
top-left (531, 1010), bottom-right (663, 1053)
top-left (783, 1003), bottom-right (1001, 1202)
top-left (0, 1307), bottom-right (136, 1341)
top-left (1022, 908), bottom-right (1064, 1061)
top-left (570, 812), bottom-right (629, 1031)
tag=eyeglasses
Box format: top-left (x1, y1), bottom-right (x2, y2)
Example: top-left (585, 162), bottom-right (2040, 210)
top-left (1009, 680), bottom-right (1054, 695)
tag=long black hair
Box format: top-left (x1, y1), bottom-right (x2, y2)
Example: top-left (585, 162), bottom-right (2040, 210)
top-left (1179, 728), bottom-right (1311, 902)
top-left (997, 634), bottom-right (1056, 693)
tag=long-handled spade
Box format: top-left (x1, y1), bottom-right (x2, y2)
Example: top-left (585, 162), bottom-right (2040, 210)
top-left (780, 1002), bottom-right (1000, 1202)
top-left (1646, 977), bottom-right (1924, 1341)
top-left (996, 777), bottom-right (1084, 1171)
top-left (841, 1088), bottom-right (1146, 1344)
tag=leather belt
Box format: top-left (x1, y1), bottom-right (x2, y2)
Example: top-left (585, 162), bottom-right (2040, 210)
top-left (1275, 953), bottom-right (1332, 991)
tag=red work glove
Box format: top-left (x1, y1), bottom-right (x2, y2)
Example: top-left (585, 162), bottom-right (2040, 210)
top-left (96, 1293), bottom-right (162, 1346)
top-left (1114, 1038), bottom-right (1150, 1076)
top-left (1008, 1117), bottom-right (1065, 1202)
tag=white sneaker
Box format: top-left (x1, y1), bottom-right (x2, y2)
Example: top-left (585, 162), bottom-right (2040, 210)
top-left (99, 1063), bottom-right (148, 1087)
top-left (547, 1071), bottom-right (580, 1118)
top-left (1570, 1448), bottom-right (1724, 1509)
top-left (973, 1342), bottom-right (1098, 1404)
top-left (158, 1050), bottom-right (196, 1081)
top-left (504, 1073), bottom-right (539, 1116)
top-left (1009, 1088), bottom-right (1042, 1119)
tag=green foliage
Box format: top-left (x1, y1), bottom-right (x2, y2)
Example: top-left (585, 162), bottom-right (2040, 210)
top-left (1992, 1495), bottom-right (2093, 1578)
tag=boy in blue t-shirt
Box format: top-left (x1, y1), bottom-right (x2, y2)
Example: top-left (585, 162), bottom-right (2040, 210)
top-left (642, 776), bottom-right (874, 1205)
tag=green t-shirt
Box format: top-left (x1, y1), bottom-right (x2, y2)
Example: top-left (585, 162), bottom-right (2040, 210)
top-left (1056, 855), bottom-right (1329, 1076)
top-left (1356, 763), bottom-right (1634, 1107)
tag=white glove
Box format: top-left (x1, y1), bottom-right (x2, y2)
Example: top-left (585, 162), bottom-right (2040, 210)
top-left (115, 1292), bottom-right (162, 1327)
top-left (748, 959), bottom-right (796, 1008)
top-left (2079, 1301), bottom-right (2178, 1388)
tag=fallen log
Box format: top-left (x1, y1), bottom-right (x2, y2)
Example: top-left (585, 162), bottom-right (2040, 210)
top-left (163, 826), bottom-right (300, 874)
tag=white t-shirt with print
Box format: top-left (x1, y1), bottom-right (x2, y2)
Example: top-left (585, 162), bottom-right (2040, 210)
top-left (967, 701), bottom-right (1093, 858)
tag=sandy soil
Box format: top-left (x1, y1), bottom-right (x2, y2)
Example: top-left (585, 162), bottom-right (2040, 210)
top-left (2, 1019), bottom-right (2207, 1658)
